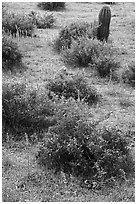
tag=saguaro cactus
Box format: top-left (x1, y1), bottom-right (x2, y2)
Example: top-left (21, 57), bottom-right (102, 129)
top-left (97, 6), bottom-right (111, 42)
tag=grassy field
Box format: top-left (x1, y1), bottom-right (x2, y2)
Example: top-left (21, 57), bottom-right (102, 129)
top-left (2, 2), bottom-right (135, 202)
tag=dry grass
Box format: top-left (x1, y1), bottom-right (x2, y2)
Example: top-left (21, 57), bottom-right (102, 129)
top-left (2, 2), bottom-right (135, 202)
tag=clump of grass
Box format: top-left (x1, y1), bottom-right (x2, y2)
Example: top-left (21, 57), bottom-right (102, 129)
top-left (54, 21), bottom-right (97, 52)
top-left (37, 2), bottom-right (66, 11)
top-left (47, 70), bottom-right (99, 105)
top-left (2, 36), bottom-right (23, 71)
top-left (2, 81), bottom-right (56, 141)
top-left (36, 98), bottom-right (134, 184)
top-left (122, 62), bottom-right (135, 87)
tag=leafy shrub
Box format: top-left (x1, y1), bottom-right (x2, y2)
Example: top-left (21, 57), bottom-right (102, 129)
top-left (47, 69), bottom-right (99, 105)
top-left (62, 38), bottom-right (101, 67)
top-left (2, 82), bottom-right (56, 141)
top-left (2, 36), bottom-right (23, 71)
top-left (29, 11), bottom-right (55, 29)
top-left (62, 38), bottom-right (120, 78)
top-left (2, 11), bottom-right (35, 37)
top-left (122, 62), bottom-right (135, 87)
top-left (38, 2), bottom-right (66, 11)
top-left (36, 98), bottom-right (134, 182)
top-left (54, 21), bottom-right (97, 52)
top-left (91, 42), bottom-right (120, 78)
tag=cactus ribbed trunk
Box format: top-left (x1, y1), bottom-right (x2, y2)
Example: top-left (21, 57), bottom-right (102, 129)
top-left (97, 6), bottom-right (111, 42)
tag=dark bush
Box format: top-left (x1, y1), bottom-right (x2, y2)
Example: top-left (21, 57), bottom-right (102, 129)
top-left (2, 36), bottom-right (23, 71)
top-left (37, 2), bottom-right (66, 11)
top-left (54, 21), bottom-right (97, 52)
top-left (36, 98), bottom-right (134, 182)
top-left (122, 62), bottom-right (135, 87)
top-left (47, 70), bottom-right (99, 105)
top-left (2, 82), bottom-right (56, 141)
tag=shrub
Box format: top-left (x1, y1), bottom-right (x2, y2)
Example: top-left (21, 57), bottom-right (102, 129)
top-left (37, 2), bottom-right (66, 11)
top-left (54, 21), bottom-right (97, 52)
top-left (62, 38), bottom-right (101, 67)
top-left (122, 62), bottom-right (135, 87)
top-left (2, 36), bottom-right (23, 71)
top-left (2, 82), bottom-right (56, 141)
top-left (47, 69), bottom-right (99, 105)
top-left (36, 98), bottom-right (134, 183)
top-left (29, 11), bottom-right (55, 29)
top-left (62, 38), bottom-right (120, 78)
top-left (2, 11), bottom-right (35, 37)
top-left (92, 43), bottom-right (120, 78)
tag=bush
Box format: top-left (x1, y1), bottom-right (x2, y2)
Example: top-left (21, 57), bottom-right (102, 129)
top-left (47, 69), bottom-right (99, 105)
top-left (2, 11), bottom-right (35, 37)
top-left (62, 38), bottom-right (101, 67)
top-left (38, 2), bottom-right (66, 11)
top-left (91, 42), bottom-right (120, 78)
top-left (36, 98), bottom-right (134, 183)
top-left (29, 11), bottom-right (55, 29)
top-left (122, 62), bottom-right (135, 87)
top-left (2, 82), bottom-right (56, 141)
top-left (2, 36), bottom-right (23, 71)
top-left (62, 38), bottom-right (120, 78)
top-left (54, 21), bottom-right (97, 52)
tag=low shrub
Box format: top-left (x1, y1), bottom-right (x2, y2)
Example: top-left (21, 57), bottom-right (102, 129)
top-left (2, 11), bottom-right (35, 37)
top-left (29, 11), bottom-right (55, 29)
top-left (2, 36), bottom-right (23, 71)
top-left (2, 82), bottom-right (56, 141)
top-left (62, 38), bottom-right (120, 78)
top-left (47, 70), bottom-right (99, 105)
top-left (122, 62), bottom-right (135, 87)
top-left (62, 38), bottom-right (101, 67)
top-left (37, 2), bottom-right (66, 11)
top-left (54, 21), bottom-right (97, 52)
top-left (91, 43), bottom-right (120, 78)
top-left (36, 98), bottom-right (134, 183)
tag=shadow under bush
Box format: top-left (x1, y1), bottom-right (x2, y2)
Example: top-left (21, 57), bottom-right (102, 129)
top-left (47, 70), bottom-right (100, 105)
top-left (36, 98), bottom-right (134, 183)
top-left (2, 82), bottom-right (56, 141)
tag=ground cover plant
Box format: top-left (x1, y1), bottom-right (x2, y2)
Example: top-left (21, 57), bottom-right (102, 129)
top-left (2, 2), bottom-right (135, 202)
